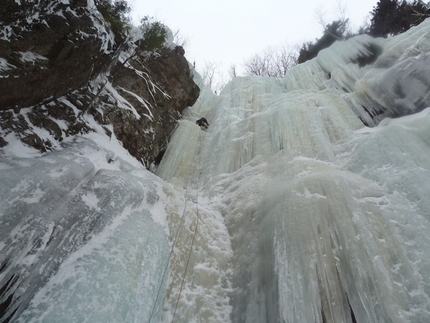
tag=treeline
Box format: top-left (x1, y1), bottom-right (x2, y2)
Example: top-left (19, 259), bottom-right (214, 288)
top-left (201, 0), bottom-right (430, 92)
top-left (94, 0), bottom-right (171, 53)
top-left (93, 0), bottom-right (429, 92)
top-left (95, 0), bottom-right (131, 42)
top-left (297, 0), bottom-right (430, 64)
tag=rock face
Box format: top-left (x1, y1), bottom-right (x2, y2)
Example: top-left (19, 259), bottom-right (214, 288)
top-left (106, 47), bottom-right (200, 166)
top-left (0, 0), bottom-right (200, 167)
top-left (0, 0), bottom-right (112, 110)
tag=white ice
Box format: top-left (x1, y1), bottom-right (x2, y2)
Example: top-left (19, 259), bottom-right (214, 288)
top-left (0, 133), bottom-right (173, 323)
top-left (2, 18), bottom-right (430, 323)
top-left (155, 19), bottom-right (430, 323)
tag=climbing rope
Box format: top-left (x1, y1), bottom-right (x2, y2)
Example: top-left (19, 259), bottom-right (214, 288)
top-left (146, 172), bottom-right (191, 323)
top-left (170, 130), bottom-right (203, 323)
top-left (147, 129), bottom-right (203, 323)
top-left (171, 168), bottom-right (202, 323)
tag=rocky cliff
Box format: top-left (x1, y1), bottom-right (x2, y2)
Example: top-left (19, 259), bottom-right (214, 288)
top-left (0, 0), bottom-right (200, 168)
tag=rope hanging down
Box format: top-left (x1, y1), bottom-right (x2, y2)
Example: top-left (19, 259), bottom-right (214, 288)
top-left (146, 172), bottom-right (192, 323)
top-left (171, 130), bottom-right (204, 323)
top-left (147, 129), bottom-right (204, 323)
top-left (171, 169), bottom-right (202, 323)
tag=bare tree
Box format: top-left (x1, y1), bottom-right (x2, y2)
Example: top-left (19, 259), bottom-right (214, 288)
top-left (314, 5), bottom-right (328, 29)
top-left (316, 0), bottom-right (347, 25)
top-left (335, 0), bottom-right (348, 22)
top-left (198, 61), bottom-right (227, 93)
top-left (242, 44), bottom-right (298, 78)
top-left (200, 61), bottom-right (219, 90)
top-left (314, 0), bottom-right (350, 39)
top-left (173, 29), bottom-right (189, 48)
top-left (229, 64), bottom-right (238, 78)
top-left (274, 44), bottom-right (299, 76)
top-left (243, 48), bottom-right (274, 76)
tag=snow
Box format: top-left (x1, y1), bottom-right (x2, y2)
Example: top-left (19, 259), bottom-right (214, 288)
top-left (1, 0), bottom-right (117, 54)
top-left (101, 82), bottom-right (142, 120)
top-left (2, 17), bottom-right (430, 323)
top-left (18, 51), bottom-right (48, 64)
top-left (0, 57), bottom-right (14, 72)
top-left (116, 86), bottom-right (154, 120)
top-left (1, 132), bottom-right (42, 158)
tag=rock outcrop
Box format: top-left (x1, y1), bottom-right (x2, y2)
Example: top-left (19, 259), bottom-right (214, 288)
top-left (0, 0), bottom-right (200, 168)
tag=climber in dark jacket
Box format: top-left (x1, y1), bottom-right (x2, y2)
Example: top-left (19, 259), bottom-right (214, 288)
top-left (196, 117), bottom-right (209, 129)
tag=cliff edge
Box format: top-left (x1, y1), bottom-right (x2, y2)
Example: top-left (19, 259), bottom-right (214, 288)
top-left (0, 0), bottom-right (200, 168)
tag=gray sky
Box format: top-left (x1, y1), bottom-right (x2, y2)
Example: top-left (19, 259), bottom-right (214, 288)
top-left (129, 0), bottom-right (378, 76)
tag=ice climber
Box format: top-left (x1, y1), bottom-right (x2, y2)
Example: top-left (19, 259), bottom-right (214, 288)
top-left (196, 117), bottom-right (209, 129)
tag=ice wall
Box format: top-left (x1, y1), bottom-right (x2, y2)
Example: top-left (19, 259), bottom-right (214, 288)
top-left (156, 20), bottom-right (430, 323)
top-left (1, 17), bottom-right (430, 323)
top-left (0, 137), bottom-right (172, 323)
top-left (284, 19), bottom-right (430, 127)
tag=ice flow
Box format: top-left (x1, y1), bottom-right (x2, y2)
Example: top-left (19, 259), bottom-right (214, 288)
top-left (2, 19), bottom-right (430, 323)
top-left (156, 19), bottom-right (430, 323)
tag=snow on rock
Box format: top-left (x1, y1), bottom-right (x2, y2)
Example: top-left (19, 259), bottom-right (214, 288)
top-left (0, 4), bottom-right (199, 167)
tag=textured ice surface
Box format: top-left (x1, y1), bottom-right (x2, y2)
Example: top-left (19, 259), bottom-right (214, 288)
top-left (0, 138), bottom-right (170, 322)
top-left (2, 18), bottom-right (430, 323)
top-left (155, 20), bottom-right (430, 323)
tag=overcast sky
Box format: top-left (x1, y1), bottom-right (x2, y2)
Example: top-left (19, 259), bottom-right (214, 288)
top-left (129, 0), bottom-right (378, 77)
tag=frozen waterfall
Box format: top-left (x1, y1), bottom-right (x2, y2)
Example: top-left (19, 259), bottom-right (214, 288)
top-left (156, 19), bottom-right (430, 323)
top-left (2, 19), bottom-right (430, 323)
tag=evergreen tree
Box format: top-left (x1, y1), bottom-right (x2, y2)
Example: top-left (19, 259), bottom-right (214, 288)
top-left (95, 0), bottom-right (131, 42)
top-left (140, 16), bottom-right (168, 52)
top-left (368, 0), bottom-right (399, 37)
top-left (297, 19), bottom-right (348, 64)
top-left (368, 0), bottom-right (429, 37)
